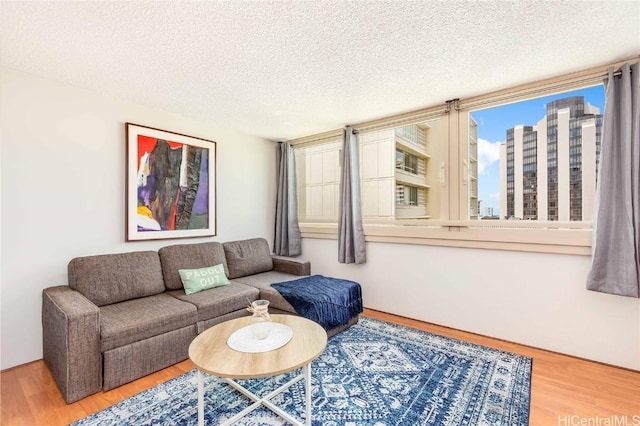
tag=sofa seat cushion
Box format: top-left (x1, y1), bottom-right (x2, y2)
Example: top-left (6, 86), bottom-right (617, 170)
top-left (69, 251), bottom-right (166, 307)
top-left (232, 271), bottom-right (302, 313)
top-left (223, 238), bottom-right (273, 279)
top-left (159, 242), bottom-right (229, 291)
top-left (100, 293), bottom-right (197, 352)
top-left (168, 282), bottom-right (259, 322)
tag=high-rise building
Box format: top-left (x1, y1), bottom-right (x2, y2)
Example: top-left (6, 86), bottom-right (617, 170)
top-left (499, 96), bottom-right (602, 221)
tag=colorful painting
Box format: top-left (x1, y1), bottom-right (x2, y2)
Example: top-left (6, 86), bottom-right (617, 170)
top-left (125, 123), bottom-right (216, 241)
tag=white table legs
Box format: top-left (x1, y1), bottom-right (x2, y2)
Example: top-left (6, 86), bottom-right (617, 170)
top-left (198, 370), bottom-right (204, 426)
top-left (304, 364), bottom-right (311, 426)
top-left (196, 363), bottom-right (313, 426)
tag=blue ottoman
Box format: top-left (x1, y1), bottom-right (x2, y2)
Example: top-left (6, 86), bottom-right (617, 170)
top-left (272, 274), bottom-right (363, 333)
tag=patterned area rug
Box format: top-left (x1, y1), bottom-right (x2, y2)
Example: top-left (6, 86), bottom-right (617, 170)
top-left (72, 317), bottom-right (531, 426)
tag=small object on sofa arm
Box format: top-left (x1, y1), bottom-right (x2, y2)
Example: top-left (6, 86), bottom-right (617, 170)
top-left (42, 286), bottom-right (101, 403)
top-left (271, 255), bottom-right (311, 276)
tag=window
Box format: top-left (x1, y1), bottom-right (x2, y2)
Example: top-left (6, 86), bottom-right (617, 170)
top-left (292, 62), bottom-right (616, 254)
top-left (469, 87), bottom-right (604, 222)
top-left (396, 148), bottom-right (426, 176)
top-left (395, 125), bottom-right (426, 148)
top-left (396, 184), bottom-right (425, 207)
top-left (294, 135), bottom-right (342, 222)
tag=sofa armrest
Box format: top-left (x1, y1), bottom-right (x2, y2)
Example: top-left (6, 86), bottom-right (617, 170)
top-left (271, 256), bottom-right (311, 276)
top-left (42, 286), bottom-right (101, 403)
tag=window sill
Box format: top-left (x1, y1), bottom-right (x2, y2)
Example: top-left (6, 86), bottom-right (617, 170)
top-left (299, 223), bottom-right (592, 255)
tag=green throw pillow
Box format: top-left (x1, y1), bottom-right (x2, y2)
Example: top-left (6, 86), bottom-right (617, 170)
top-left (179, 264), bottom-right (230, 295)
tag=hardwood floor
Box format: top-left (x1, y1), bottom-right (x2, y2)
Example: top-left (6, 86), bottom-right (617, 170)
top-left (1, 308), bottom-right (639, 425)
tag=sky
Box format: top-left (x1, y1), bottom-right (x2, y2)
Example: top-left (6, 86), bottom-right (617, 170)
top-left (470, 85), bottom-right (605, 217)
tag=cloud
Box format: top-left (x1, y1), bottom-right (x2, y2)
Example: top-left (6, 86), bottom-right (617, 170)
top-left (477, 138), bottom-right (502, 175)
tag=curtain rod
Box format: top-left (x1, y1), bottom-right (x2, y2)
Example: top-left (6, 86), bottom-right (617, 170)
top-left (610, 69), bottom-right (632, 78)
top-left (459, 61), bottom-right (636, 111)
top-left (290, 59), bottom-right (636, 144)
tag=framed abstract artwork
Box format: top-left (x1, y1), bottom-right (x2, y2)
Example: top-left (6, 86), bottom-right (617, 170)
top-left (125, 123), bottom-right (216, 241)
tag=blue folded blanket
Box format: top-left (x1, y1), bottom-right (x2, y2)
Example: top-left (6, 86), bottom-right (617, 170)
top-left (272, 275), bottom-right (363, 331)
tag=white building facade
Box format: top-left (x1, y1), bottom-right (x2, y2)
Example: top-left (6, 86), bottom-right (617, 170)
top-left (296, 118), bottom-right (478, 221)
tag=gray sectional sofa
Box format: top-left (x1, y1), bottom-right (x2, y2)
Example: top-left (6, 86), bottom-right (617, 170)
top-left (42, 238), bottom-right (355, 403)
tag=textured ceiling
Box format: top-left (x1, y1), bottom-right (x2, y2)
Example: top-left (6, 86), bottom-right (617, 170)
top-left (1, 1), bottom-right (638, 141)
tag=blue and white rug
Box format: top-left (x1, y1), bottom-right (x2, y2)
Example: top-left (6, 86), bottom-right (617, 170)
top-left (72, 317), bottom-right (531, 426)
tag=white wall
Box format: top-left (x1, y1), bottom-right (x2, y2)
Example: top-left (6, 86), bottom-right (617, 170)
top-left (3, 68), bottom-right (638, 373)
top-left (0, 69), bottom-right (276, 369)
top-left (302, 238), bottom-right (640, 370)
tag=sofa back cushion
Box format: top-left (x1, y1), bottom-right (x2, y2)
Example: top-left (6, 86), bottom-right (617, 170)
top-left (68, 251), bottom-right (165, 307)
top-left (223, 238), bottom-right (273, 279)
top-left (158, 242), bottom-right (229, 290)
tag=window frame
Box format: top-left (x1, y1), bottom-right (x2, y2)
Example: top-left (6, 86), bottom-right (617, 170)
top-left (289, 59), bottom-right (633, 255)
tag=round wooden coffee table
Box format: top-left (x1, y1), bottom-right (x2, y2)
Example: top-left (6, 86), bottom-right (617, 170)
top-left (189, 314), bottom-right (327, 426)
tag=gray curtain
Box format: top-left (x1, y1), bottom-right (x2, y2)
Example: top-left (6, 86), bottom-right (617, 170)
top-left (338, 126), bottom-right (366, 264)
top-left (273, 142), bottom-right (301, 256)
top-left (587, 62), bottom-right (639, 298)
